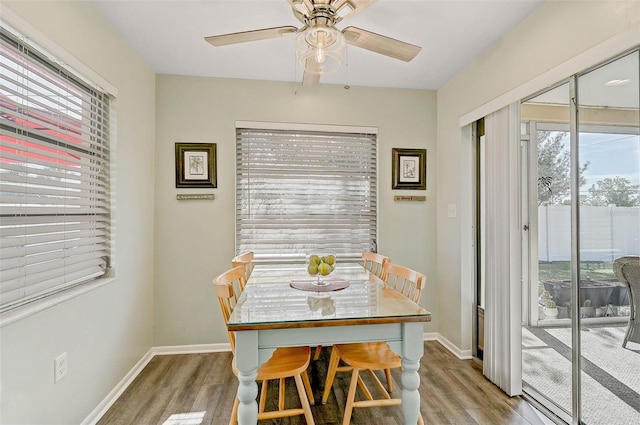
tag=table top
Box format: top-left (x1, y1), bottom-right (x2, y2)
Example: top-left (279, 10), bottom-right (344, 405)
top-left (227, 262), bottom-right (431, 331)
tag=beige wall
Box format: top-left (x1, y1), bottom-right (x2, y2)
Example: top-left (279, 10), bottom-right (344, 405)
top-left (154, 76), bottom-right (438, 346)
top-left (437, 0), bottom-right (640, 350)
top-left (0, 2), bottom-right (156, 424)
top-left (1, 0), bottom-right (639, 423)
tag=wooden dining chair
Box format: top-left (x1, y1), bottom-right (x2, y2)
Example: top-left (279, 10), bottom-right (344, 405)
top-left (231, 251), bottom-right (254, 288)
top-left (213, 266), bottom-right (315, 425)
top-left (376, 261), bottom-right (426, 391)
top-left (323, 261), bottom-right (426, 389)
top-left (313, 252), bottom-right (388, 362)
top-left (383, 261), bottom-right (425, 304)
top-left (322, 262), bottom-right (426, 424)
top-left (322, 341), bottom-right (424, 425)
top-left (313, 251), bottom-right (389, 362)
top-left (362, 251), bottom-right (390, 280)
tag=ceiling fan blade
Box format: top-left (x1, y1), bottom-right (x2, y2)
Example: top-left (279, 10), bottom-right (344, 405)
top-left (332, 0), bottom-right (376, 20)
top-left (205, 26), bottom-right (298, 46)
top-left (288, 0), bottom-right (314, 23)
top-left (342, 26), bottom-right (421, 62)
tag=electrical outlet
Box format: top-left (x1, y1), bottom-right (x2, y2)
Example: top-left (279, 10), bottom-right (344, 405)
top-left (54, 352), bottom-right (67, 383)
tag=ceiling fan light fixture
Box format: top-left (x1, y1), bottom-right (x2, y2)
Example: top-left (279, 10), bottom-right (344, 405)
top-left (296, 25), bottom-right (345, 75)
top-left (604, 79), bottom-right (631, 87)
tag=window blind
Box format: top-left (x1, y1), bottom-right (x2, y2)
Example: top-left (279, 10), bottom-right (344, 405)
top-left (236, 126), bottom-right (377, 262)
top-left (0, 26), bottom-right (111, 312)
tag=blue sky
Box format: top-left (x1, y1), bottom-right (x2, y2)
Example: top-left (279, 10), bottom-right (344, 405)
top-left (562, 132), bottom-right (640, 190)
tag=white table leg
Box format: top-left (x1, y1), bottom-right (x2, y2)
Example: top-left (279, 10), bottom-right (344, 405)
top-left (234, 331), bottom-right (259, 425)
top-left (401, 322), bottom-right (424, 425)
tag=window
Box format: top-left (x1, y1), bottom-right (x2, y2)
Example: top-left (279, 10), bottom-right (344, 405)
top-left (236, 122), bottom-right (377, 262)
top-left (0, 26), bottom-right (111, 313)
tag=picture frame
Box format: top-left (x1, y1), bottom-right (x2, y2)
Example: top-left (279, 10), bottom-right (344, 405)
top-left (392, 148), bottom-right (426, 190)
top-left (175, 143), bottom-right (217, 188)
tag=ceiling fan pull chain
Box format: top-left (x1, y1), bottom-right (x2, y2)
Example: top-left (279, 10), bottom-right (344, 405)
top-left (344, 45), bottom-right (350, 90)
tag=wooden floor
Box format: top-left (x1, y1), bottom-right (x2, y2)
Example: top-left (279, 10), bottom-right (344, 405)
top-left (97, 341), bottom-right (548, 425)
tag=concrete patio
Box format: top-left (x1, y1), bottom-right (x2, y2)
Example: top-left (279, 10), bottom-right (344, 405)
top-left (523, 324), bottom-right (640, 424)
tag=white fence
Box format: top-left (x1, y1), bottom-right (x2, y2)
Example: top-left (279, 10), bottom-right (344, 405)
top-left (538, 205), bottom-right (640, 262)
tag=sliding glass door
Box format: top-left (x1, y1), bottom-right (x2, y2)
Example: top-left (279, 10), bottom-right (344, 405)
top-left (521, 82), bottom-right (574, 423)
top-left (576, 50), bottom-right (640, 425)
top-left (521, 49), bottom-right (640, 424)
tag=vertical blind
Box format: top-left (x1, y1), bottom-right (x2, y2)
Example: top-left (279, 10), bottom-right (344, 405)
top-left (482, 104), bottom-right (522, 396)
top-left (236, 125), bottom-right (377, 262)
top-left (0, 26), bottom-right (111, 312)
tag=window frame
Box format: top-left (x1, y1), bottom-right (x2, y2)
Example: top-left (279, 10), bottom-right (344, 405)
top-left (235, 121), bottom-right (379, 263)
top-left (0, 16), bottom-right (117, 325)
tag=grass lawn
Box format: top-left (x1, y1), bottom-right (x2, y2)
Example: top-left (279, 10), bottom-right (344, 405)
top-left (537, 261), bottom-right (617, 295)
top-left (538, 261), bottom-right (616, 281)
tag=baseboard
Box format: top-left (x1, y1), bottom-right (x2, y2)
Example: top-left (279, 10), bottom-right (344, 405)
top-left (81, 343), bottom-right (231, 425)
top-left (435, 334), bottom-right (474, 359)
top-left (153, 343), bottom-right (231, 355)
top-left (83, 334), bottom-right (470, 424)
top-left (423, 332), bottom-right (439, 341)
top-left (80, 348), bottom-right (155, 425)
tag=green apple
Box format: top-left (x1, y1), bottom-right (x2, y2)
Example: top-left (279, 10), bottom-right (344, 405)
top-left (307, 263), bottom-right (318, 275)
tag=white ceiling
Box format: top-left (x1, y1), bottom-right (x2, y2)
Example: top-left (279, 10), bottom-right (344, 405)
top-left (92, 0), bottom-right (546, 90)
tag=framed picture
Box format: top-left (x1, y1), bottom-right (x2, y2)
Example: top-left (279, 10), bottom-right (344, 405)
top-left (392, 148), bottom-right (426, 190)
top-left (175, 143), bottom-right (217, 188)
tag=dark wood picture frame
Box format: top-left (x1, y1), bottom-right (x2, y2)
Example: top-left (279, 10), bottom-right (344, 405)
top-left (175, 143), bottom-right (217, 188)
top-left (392, 148), bottom-right (426, 190)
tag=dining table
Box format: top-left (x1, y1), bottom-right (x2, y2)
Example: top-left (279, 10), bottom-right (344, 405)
top-left (226, 261), bottom-right (432, 425)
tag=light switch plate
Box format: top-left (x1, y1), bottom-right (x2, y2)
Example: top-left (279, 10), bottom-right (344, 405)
top-left (448, 204), bottom-right (457, 218)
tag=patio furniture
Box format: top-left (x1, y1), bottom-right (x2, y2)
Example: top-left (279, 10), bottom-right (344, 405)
top-left (613, 256), bottom-right (640, 349)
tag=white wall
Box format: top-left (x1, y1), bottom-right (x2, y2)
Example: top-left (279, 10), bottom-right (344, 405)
top-left (154, 76), bottom-right (438, 346)
top-left (437, 0), bottom-right (640, 350)
top-left (0, 2), bottom-right (156, 424)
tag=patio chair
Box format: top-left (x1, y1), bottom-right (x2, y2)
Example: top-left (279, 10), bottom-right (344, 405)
top-left (613, 256), bottom-right (640, 349)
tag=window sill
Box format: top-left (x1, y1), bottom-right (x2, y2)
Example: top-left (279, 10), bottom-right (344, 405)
top-left (0, 276), bottom-right (116, 328)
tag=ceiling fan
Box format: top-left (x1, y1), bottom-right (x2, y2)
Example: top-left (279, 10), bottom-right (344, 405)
top-left (204, 0), bottom-right (421, 86)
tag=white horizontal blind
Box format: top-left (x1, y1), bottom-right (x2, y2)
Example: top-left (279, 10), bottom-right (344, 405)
top-left (0, 26), bottom-right (111, 312)
top-left (236, 126), bottom-right (377, 262)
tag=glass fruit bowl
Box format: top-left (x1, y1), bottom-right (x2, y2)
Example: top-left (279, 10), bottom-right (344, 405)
top-left (307, 253), bottom-right (336, 285)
